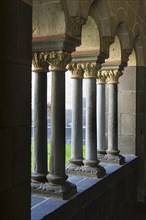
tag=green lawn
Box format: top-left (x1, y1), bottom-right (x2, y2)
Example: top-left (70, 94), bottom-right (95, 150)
top-left (31, 143), bottom-right (85, 172)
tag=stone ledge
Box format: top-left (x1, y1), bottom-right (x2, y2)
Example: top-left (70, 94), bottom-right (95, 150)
top-left (31, 156), bottom-right (138, 220)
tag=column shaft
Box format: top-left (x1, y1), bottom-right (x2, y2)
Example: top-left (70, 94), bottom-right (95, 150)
top-left (32, 72), bottom-right (48, 182)
top-left (48, 71), bottom-right (67, 183)
top-left (97, 84), bottom-right (106, 154)
top-left (85, 78), bottom-right (97, 162)
top-left (107, 83), bottom-right (118, 154)
top-left (104, 69), bottom-right (125, 164)
top-left (71, 78), bottom-right (83, 163)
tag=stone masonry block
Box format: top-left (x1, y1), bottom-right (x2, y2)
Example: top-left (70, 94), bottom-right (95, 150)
top-left (118, 135), bottom-right (136, 155)
top-left (119, 66), bottom-right (136, 91)
top-left (121, 114), bottom-right (136, 136)
top-left (0, 128), bottom-right (13, 192)
top-left (0, 63), bottom-right (31, 127)
top-left (13, 126), bottom-right (31, 185)
top-left (118, 91), bottom-right (136, 114)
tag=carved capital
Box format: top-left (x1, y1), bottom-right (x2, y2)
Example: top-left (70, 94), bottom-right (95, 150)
top-left (70, 16), bottom-right (86, 37)
top-left (46, 51), bottom-right (72, 71)
top-left (83, 63), bottom-right (101, 79)
top-left (105, 70), bottom-right (123, 84)
top-left (96, 70), bottom-right (107, 84)
top-left (32, 52), bottom-right (49, 73)
top-left (67, 63), bottom-right (84, 78)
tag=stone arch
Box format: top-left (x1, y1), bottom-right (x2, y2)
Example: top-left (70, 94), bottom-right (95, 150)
top-left (128, 49), bottom-right (136, 67)
top-left (107, 35), bottom-right (121, 65)
top-left (88, 1), bottom-right (114, 61)
top-left (115, 8), bottom-right (128, 25)
top-left (73, 15), bottom-right (100, 62)
top-left (62, 0), bottom-right (95, 40)
top-left (132, 23), bottom-right (146, 67)
top-left (117, 23), bottom-right (133, 67)
top-left (134, 35), bottom-right (146, 67)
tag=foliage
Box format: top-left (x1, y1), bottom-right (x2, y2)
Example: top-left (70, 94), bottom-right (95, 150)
top-left (31, 143), bottom-right (85, 172)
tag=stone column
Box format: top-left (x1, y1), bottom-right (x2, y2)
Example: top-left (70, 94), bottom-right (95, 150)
top-left (96, 70), bottom-right (107, 160)
top-left (81, 63), bottom-right (106, 177)
top-left (31, 52), bottom-right (49, 183)
top-left (105, 69), bottom-right (125, 164)
top-left (66, 63), bottom-right (84, 171)
top-left (40, 51), bottom-right (76, 199)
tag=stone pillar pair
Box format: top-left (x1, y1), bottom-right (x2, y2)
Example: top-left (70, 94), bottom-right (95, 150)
top-left (32, 51), bottom-right (76, 199)
top-left (67, 62), bottom-right (105, 177)
top-left (97, 68), bottom-right (125, 164)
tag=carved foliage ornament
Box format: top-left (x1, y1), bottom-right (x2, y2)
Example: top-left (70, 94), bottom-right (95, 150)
top-left (83, 63), bottom-right (101, 78)
top-left (105, 70), bottom-right (123, 84)
top-left (32, 52), bottom-right (49, 72)
top-left (67, 63), bottom-right (84, 78)
top-left (96, 70), bottom-right (106, 84)
top-left (46, 51), bottom-right (72, 71)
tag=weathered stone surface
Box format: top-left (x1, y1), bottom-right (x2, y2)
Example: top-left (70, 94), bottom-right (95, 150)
top-left (119, 66), bottom-right (136, 91)
top-left (118, 91), bottom-right (136, 114)
top-left (121, 113), bottom-right (136, 136)
top-left (118, 135), bottom-right (136, 155)
top-left (33, 2), bottom-right (65, 37)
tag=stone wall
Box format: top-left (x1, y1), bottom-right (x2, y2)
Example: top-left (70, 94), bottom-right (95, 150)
top-left (0, 1), bottom-right (32, 219)
top-left (118, 66), bottom-right (136, 155)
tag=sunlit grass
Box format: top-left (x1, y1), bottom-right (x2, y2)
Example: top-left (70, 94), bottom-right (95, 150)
top-left (31, 142), bottom-right (85, 172)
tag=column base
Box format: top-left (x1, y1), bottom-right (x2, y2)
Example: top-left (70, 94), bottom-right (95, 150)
top-left (103, 154), bottom-right (125, 165)
top-left (31, 181), bottom-right (77, 200)
top-left (97, 151), bottom-right (107, 162)
top-left (66, 159), bottom-right (83, 172)
top-left (80, 164), bottom-right (106, 178)
top-left (31, 172), bottom-right (48, 183)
